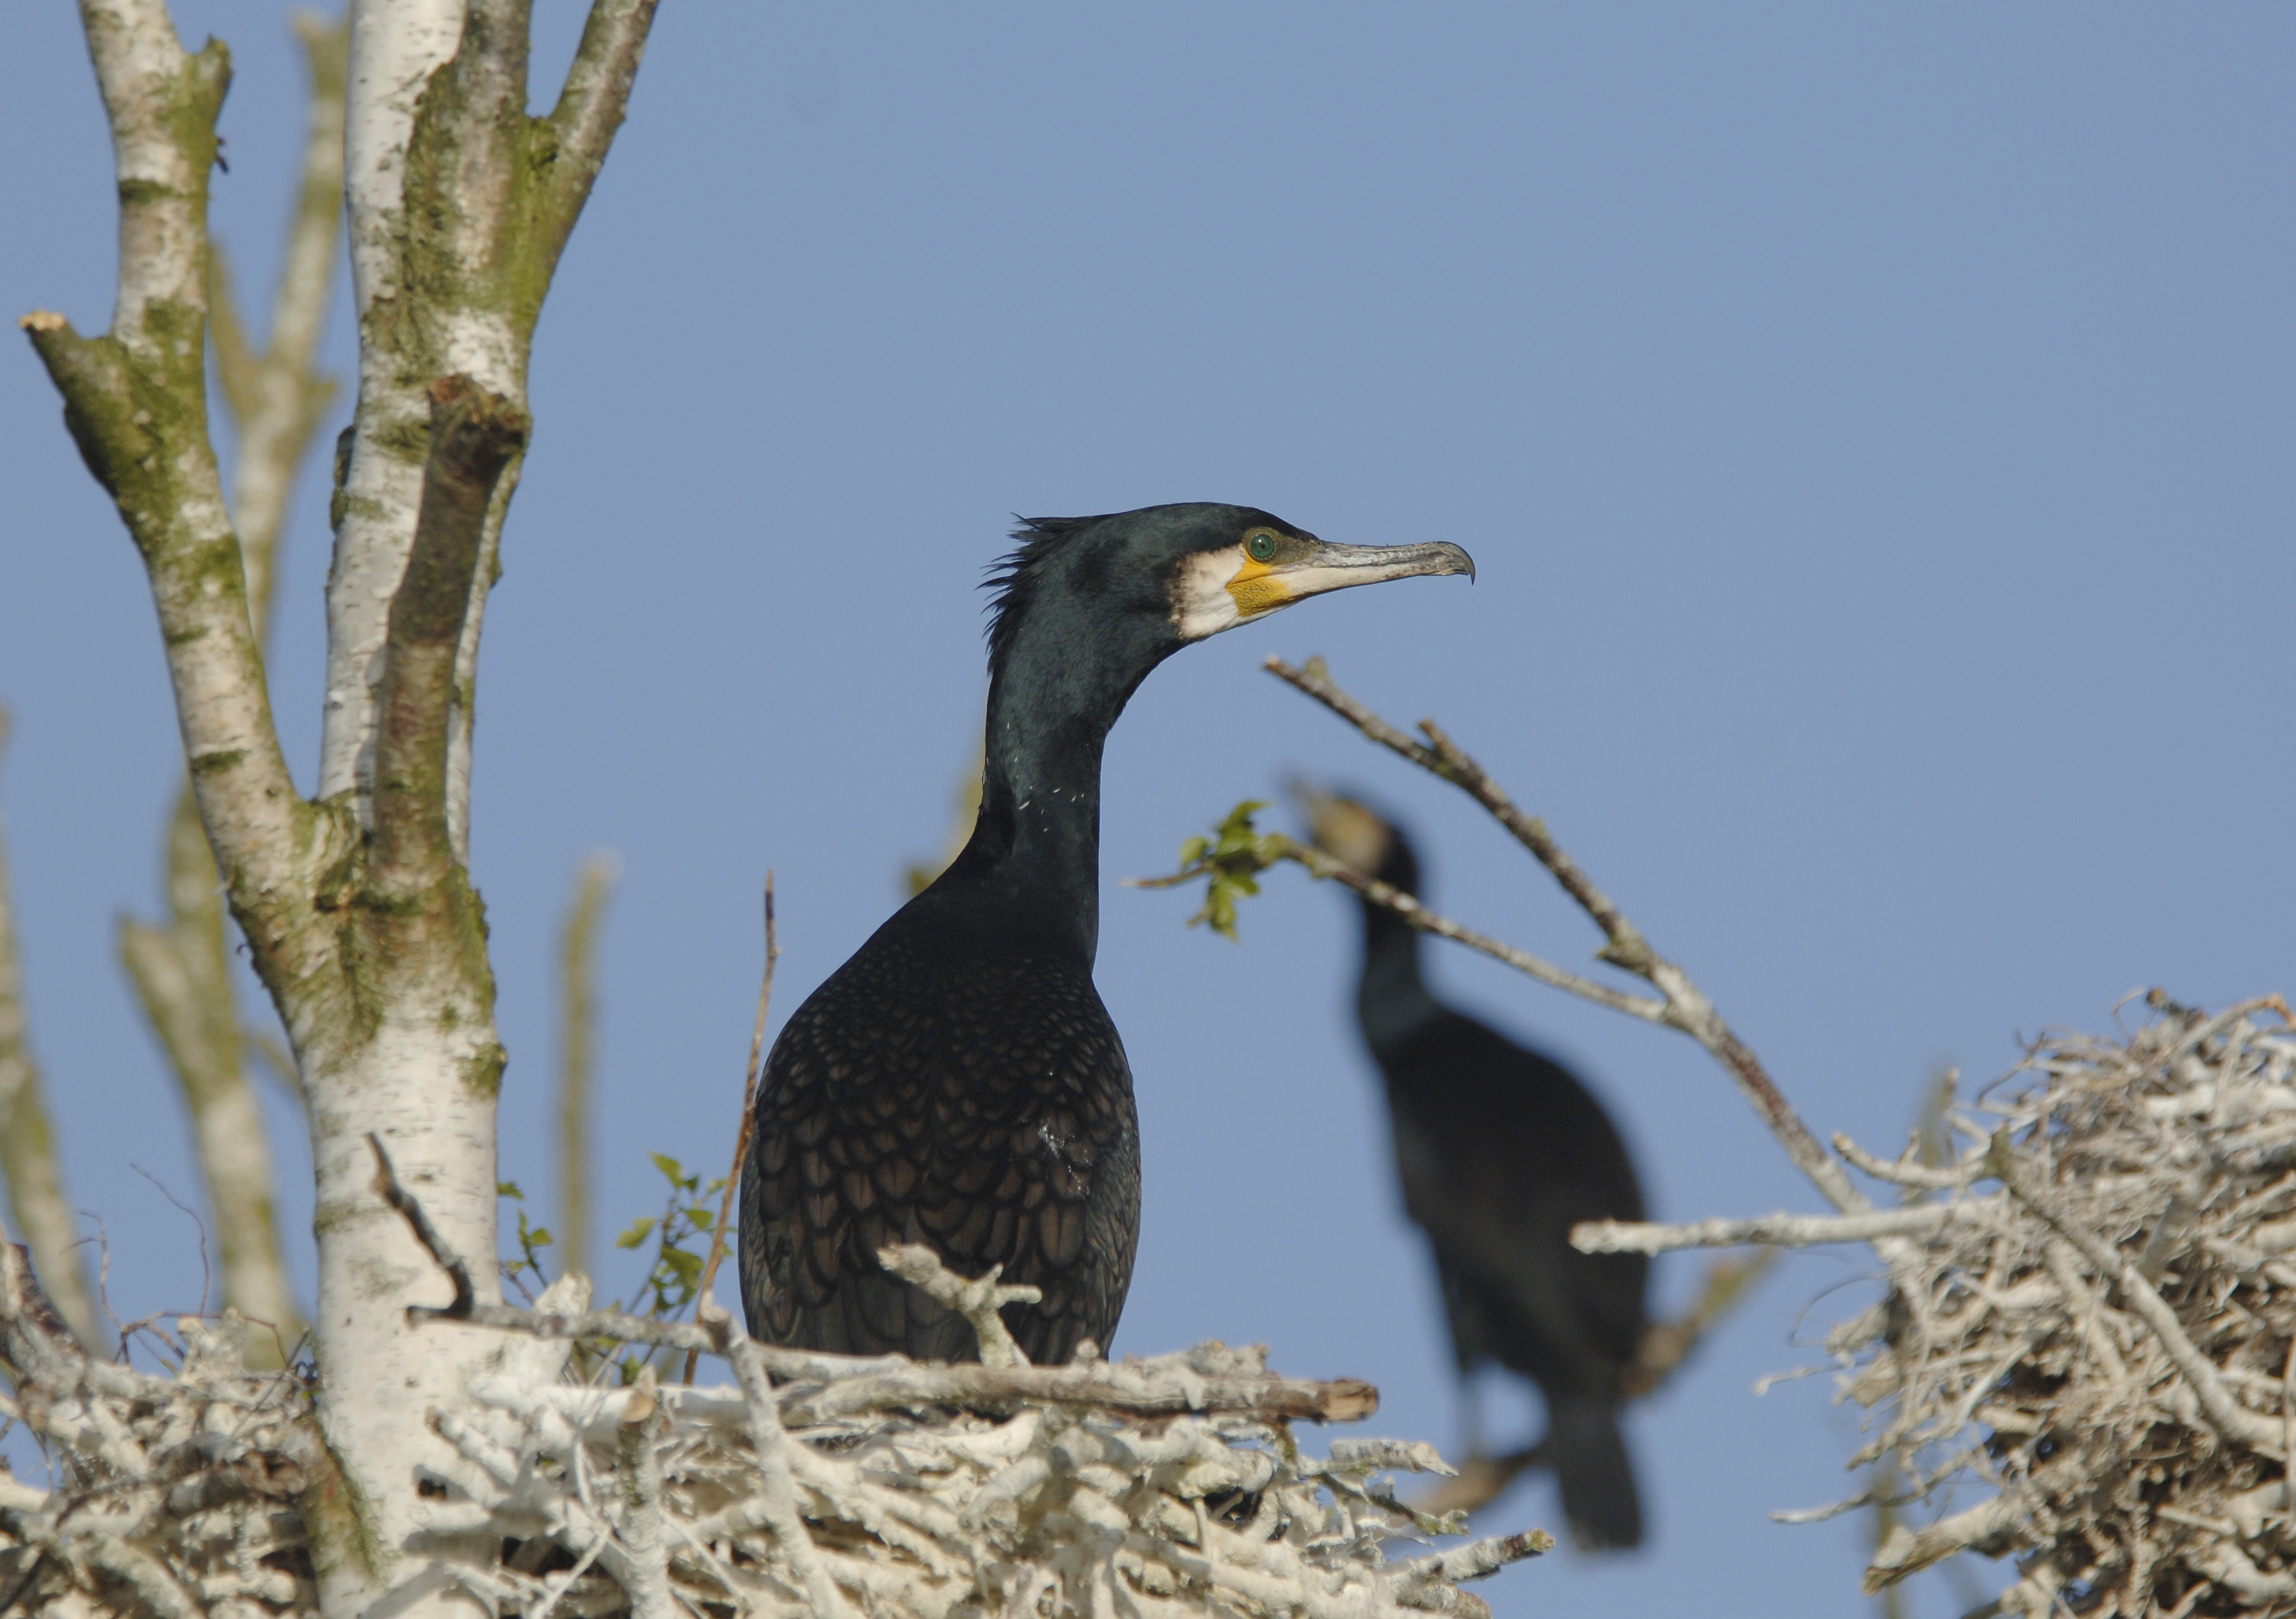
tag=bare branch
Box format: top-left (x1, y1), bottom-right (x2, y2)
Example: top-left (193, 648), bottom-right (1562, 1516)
top-left (1833, 1128), bottom-right (1991, 1191)
top-left (1266, 655), bottom-right (1868, 1215)
top-left (420, 1291), bottom-right (1382, 1427)
top-left (687, 872), bottom-right (776, 1382)
top-left (83, 1533), bottom-right (204, 1619)
top-left (0, 710), bottom-right (95, 1346)
top-left (372, 1144), bottom-right (1382, 1428)
top-left (1394, 1531), bottom-right (1554, 1593)
top-left (1153, 832), bottom-right (1669, 1024)
top-left (21, 12), bottom-right (319, 920)
top-left (1573, 1203), bottom-right (1983, 1254)
top-left (540, 0), bottom-right (661, 266)
top-left (1269, 659), bottom-right (1651, 959)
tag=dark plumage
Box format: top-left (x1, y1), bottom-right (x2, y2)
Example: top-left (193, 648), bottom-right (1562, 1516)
top-left (1310, 794), bottom-right (1651, 1552)
top-left (740, 505), bottom-right (1472, 1364)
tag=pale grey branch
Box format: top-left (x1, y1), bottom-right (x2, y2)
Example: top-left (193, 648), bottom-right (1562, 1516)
top-left (1573, 1204), bottom-right (1982, 1255)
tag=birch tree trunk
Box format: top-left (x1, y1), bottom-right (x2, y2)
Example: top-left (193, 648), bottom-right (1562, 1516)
top-left (21, 1), bottom-right (656, 1611)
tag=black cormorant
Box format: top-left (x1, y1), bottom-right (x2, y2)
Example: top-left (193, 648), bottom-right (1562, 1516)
top-left (739, 506), bottom-right (1472, 1365)
top-left (1306, 792), bottom-right (1651, 1552)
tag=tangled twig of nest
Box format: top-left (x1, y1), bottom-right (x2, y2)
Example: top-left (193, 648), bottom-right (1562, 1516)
top-left (0, 1228), bottom-right (1550, 1618)
top-left (1583, 994), bottom-right (2296, 1616)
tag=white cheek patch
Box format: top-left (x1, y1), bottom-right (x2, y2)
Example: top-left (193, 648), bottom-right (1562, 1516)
top-left (1171, 547), bottom-right (1247, 641)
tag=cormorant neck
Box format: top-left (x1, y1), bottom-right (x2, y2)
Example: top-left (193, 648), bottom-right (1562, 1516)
top-left (933, 595), bottom-right (1169, 964)
top-left (1356, 897), bottom-right (1443, 1056)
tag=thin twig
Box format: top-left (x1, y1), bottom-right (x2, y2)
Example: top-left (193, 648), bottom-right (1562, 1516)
top-left (1201, 834), bottom-right (1669, 1025)
top-left (687, 872), bottom-right (777, 1382)
top-left (1833, 1130), bottom-right (1991, 1191)
top-left (367, 1133), bottom-right (475, 1318)
top-left (127, 1163), bottom-right (210, 1313)
top-left (1265, 655), bottom-right (1869, 1215)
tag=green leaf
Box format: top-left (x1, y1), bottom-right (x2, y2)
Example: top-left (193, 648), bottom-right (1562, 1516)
top-left (650, 1152), bottom-right (684, 1185)
top-left (1180, 800), bottom-right (1279, 941)
top-left (616, 1217), bottom-right (657, 1250)
top-left (689, 1208), bottom-right (714, 1232)
top-left (525, 1225), bottom-right (553, 1248)
top-left (497, 1180), bottom-right (524, 1199)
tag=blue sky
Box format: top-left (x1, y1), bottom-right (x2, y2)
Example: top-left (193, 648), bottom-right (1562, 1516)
top-left (3, 5), bottom-right (2290, 1613)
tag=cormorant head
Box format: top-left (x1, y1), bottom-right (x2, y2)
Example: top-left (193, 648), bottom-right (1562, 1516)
top-left (989, 504), bottom-right (1472, 683)
top-left (1296, 785), bottom-right (1422, 896)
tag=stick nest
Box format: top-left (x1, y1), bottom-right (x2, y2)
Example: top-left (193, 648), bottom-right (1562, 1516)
top-left (0, 1247), bottom-right (1548, 1618)
top-left (1827, 995), bottom-right (2296, 1614)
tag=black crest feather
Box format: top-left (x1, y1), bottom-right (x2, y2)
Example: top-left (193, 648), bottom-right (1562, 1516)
top-left (984, 514), bottom-right (1111, 668)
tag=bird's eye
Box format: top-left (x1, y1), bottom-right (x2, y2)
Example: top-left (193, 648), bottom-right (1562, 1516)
top-left (1245, 530), bottom-right (1277, 564)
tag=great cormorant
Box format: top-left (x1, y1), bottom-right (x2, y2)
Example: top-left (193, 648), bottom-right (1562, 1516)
top-left (739, 506), bottom-right (1472, 1365)
top-left (1306, 792), bottom-right (1651, 1552)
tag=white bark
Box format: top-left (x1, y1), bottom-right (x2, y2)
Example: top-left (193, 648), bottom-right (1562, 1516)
top-left (304, 1027), bottom-right (507, 1617)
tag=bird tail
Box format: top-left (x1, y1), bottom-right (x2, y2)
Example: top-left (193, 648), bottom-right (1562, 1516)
top-left (1548, 1396), bottom-right (1642, 1552)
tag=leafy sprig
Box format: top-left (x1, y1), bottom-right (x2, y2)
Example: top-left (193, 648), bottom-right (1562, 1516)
top-left (497, 1180), bottom-right (554, 1304)
top-left (1165, 799), bottom-right (1285, 940)
top-left (611, 1152), bottom-right (725, 1382)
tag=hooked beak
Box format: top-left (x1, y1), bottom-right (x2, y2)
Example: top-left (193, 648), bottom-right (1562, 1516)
top-left (1228, 539), bottom-right (1475, 620)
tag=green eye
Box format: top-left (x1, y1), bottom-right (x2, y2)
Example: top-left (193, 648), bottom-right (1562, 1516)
top-left (1245, 531), bottom-right (1276, 563)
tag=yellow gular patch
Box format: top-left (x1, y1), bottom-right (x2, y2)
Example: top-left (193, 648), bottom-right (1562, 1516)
top-left (1226, 557), bottom-right (1292, 619)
